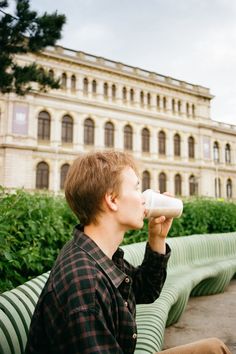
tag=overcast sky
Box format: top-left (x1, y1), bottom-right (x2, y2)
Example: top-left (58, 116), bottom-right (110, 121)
top-left (27, 1), bottom-right (236, 125)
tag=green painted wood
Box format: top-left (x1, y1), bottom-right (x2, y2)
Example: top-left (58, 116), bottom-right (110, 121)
top-left (122, 233), bottom-right (236, 353)
top-left (0, 234), bottom-right (236, 354)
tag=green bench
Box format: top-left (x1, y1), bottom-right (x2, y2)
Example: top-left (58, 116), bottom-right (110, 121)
top-left (1, 232), bottom-right (236, 354)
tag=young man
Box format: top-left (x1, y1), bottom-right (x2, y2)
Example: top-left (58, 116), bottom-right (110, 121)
top-left (25, 151), bottom-right (231, 354)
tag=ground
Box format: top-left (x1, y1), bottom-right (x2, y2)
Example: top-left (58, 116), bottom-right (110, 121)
top-left (163, 279), bottom-right (236, 353)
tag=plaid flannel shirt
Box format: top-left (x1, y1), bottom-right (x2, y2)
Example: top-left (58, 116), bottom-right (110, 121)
top-left (25, 225), bottom-right (170, 354)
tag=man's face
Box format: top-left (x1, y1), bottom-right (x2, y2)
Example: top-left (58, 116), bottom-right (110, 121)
top-left (115, 166), bottom-right (146, 231)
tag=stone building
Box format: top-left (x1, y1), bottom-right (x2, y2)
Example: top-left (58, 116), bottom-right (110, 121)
top-left (0, 45), bottom-right (235, 198)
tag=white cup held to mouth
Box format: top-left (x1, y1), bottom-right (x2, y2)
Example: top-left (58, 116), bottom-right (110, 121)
top-left (142, 189), bottom-right (183, 219)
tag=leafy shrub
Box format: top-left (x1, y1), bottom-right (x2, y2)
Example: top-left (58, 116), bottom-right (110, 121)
top-left (123, 197), bottom-right (236, 242)
top-left (0, 187), bottom-right (77, 292)
top-left (1, 188), bottom-right (236, 292)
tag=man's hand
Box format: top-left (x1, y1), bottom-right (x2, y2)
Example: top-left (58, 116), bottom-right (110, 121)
top-left (147, 192), bottom-right (174, 254)
top-left (148, 215), bottom-right (173, 254)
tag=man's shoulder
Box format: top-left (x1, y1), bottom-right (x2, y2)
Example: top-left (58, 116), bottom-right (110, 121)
top-left (45, 243), bottom-right (107, 309)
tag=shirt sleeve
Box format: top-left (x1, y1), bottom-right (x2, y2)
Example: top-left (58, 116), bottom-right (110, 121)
top-left (125, 242), bottom-right (171, 304)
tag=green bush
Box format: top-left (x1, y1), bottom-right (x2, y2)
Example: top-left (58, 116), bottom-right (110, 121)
top-left (1, 188), bottom-right (236, 292)
top-left (119, 197), bottom-right (236, 243)
top-left (167, 197), bottom-right (236, 237)
top-left (0, 187), bottom-right (77, 292)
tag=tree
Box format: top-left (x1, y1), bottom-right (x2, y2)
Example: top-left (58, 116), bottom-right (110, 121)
top-left (0, 0), bottom-right (66, 95)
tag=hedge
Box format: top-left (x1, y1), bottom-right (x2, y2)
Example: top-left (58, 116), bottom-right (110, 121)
top-left (1, 187), bottom-right (236, 292)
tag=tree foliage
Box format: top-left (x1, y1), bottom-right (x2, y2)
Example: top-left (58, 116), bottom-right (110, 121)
top-left (0, 0), bottom-right (66, 95)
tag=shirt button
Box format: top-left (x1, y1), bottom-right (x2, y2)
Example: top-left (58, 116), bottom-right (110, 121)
top-left (132, 333), bottom-right (137, 339)
top-left (124, 301), bottom-right (128, 307)
top-left (125, 277), bottom-right (130, 283)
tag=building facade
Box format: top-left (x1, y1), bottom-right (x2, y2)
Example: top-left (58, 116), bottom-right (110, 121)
top-left (0, 45), bottom-right (235, 198)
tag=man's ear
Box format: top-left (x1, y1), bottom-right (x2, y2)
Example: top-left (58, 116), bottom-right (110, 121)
top-left (104, 192), bottom-right (118, 211)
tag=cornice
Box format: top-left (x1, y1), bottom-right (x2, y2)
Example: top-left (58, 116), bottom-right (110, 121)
top-left (21, 45), bottom-right (213, 99)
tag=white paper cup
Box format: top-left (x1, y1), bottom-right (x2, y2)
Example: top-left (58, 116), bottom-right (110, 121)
top-left (143, 189), bottom-right (183, 218)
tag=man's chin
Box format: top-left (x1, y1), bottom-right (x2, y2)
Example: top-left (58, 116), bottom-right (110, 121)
top-left (133, 220), bottom-right (144, 230)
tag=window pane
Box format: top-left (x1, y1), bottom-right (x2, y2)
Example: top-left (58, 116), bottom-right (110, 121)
top-left (124, 125), bottom-right (133, 150)
top-left (175, 174), bottom-right (182, 195)
top-left (61, 73), bottom-right (67, 89)
top-left (225, 144), bottom-right (231, 163)
top-left (83, 78), bottom-right (88, 95)
top-left (36, 162), bottom-right (49, 189)
top-left (213, 142), bottom-right (219, 162)
top-left (104, 122), bottom-right (114, 147)
top-left (188, 137), bottom-right (195, 158)
top-left (60, 164), bottom-right (70, 189)
top-left (71, 75), bottom-right (76, 92)
top-left (38, 111), bottom-right (50, 140)
top-left (62, 115), bottom-right (73, 143)
top-left (174, 134), bottom-right (181, 156)
top-left (226, 179), bottom-right (232, 198)
top-left (84, 118), bottom-right (94, 145)
top-left (159, 173), bottom-right (166, 193)
top-left (142, 171), bottom-right (150, 191)
top-left (142, 128), bottom-right (150, 152)
top-left (159, 131), bottom-right (166, 155)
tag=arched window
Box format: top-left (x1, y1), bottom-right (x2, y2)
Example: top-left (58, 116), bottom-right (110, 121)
top-left (83, 78), bottom-right (88, 95)
top-left (124, 124), bottom-right (133, 151)
top-left (192, 104), bottom-right (195, 117)
top-left (186, 102), bottom-right (190, 116)
top-left (215, 177), bottom-right (221, 198)
top-left (142, 128), bottom-right (150, 153)
top-left (189, 175), bottom-right (197, 196)
top-left (62, 115), bottom-right (73, 143)
top-left (130, 89), bottom-right (134, 102)
top-left (48, 69), bottom-right (54, 79)
top-left (142, 171), bottom-right (150, 192)
top-left (163, 97), bottom-right (167, 110)
top-left (156, 95), bottom-right (160, 109)
top-left (61, 73), bottom-right (67, 90)
top-left (147, 93), bottom-right (151, 107)
top-left (178, 100), bottom-right (181, 114)
top-left (122, 87), bottom-right (127, 102)
top-left (71, 75), bottom-right (76, 92)
top-left (84, 118), bottom-right (95, 145)
top-left (36, 162), bottom-right (49, 189)
top-left (226, 179), bottom-right (232, 199)
top-left (172, 99), bottom-right (175, 113)
top-left (174, 133), bottom-right (181, 157)
top-left (92, 80), bottom-right (97, 95)
top-left (159, 172), bottom-right (166, 193)
top-left (213, 141), bottom-right (220, 162)
top-left (112, 84), bottom-right (116, 100)
top-left (140, 91), bottom-right (144, 106)
top-left (104, 82), bottom-right (108, 98)
top-left (158, 130), bottom-right (166, 155)
top-left (104, 121), bottom-right (114, 147)
top-left (60, 164), bottom-right (70, 190)
top-left (175, 174), bottom-right (182, 196)
top-left (225, 144), bottom-right (231, 163)
top-left (188, 136), bottom-right (195, 159)
top-left (38, 111), bottom-right (50, 140)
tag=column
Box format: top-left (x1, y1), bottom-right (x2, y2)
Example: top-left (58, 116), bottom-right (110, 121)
top-left (76, 76), bottom-right (84, 99)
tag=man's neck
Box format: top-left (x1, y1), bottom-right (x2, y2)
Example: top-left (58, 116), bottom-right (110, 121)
top-left (84, 221), bottom-right (124, 259)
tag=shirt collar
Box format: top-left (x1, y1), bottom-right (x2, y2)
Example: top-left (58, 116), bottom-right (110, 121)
top-left (73, 225), bottom-right (127, 288)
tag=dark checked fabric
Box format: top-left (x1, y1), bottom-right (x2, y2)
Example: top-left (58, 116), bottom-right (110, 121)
top-left (25, 225), bottom-right (171, 354)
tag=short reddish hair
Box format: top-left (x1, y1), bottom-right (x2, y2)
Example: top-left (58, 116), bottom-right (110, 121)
top-left (64, 150), bottom-right (138, 225)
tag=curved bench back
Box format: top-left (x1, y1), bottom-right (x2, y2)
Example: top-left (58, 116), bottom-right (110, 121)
top-left (1, 233), bottom-right (236, 354)
top-left (122, 232), bottom-right (236, 272)
top-left (0, 272), bottom-right (50, 354)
